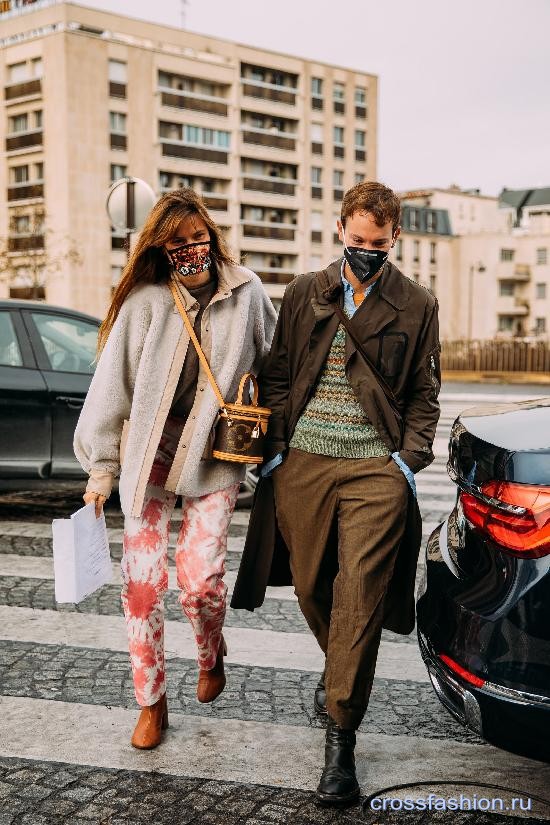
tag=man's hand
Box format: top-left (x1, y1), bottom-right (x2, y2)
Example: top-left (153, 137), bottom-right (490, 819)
top-left (83, 491), bottom-right (107, 519)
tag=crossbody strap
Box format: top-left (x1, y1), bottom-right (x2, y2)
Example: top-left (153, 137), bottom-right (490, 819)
top-left (169, 277), bottom-right (226, 410)
top-left (320, 270), bottom-right (403, 427)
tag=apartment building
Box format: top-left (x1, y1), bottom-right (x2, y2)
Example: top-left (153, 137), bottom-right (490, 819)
top-left (0, 0), bottom-right (377, 316)
top-left (397, 186), bottom-right (550, 341)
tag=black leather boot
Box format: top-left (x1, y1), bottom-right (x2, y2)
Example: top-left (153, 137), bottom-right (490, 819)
top-left (314, 667), bottom-right (327, 715)
top-left (316, 717), bottom-right (360, 806)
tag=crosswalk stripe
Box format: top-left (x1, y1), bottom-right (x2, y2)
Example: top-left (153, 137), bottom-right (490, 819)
top-left (1, 695), bottom-right (548, 799)
top-left (0, 605), bottom-right (428, 683)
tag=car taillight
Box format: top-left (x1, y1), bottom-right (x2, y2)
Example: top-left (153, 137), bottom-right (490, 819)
top-left (439, 654), bottom-right (486, 688)
top-left (460, 481), bottom-right (550, 558)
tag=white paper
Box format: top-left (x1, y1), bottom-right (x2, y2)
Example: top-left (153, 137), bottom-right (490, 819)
top-left (52, 503), bottom-right (112, 604)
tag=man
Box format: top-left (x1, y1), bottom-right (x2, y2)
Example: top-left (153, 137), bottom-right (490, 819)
top-left (232, 181), bottom-right (441, 806)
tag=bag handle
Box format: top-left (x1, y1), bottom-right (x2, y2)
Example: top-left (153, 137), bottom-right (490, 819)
top-left (236, 372), bottom-right (259, 406)
top-left (169, 277), bottom-right (226, 410)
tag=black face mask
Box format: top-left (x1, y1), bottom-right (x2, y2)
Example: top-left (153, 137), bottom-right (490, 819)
top-left (342, 232), bottom-right (390, 283)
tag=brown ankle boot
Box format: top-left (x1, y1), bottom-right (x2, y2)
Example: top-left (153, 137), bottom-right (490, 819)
top-left (131, 693), bottom-right (168, 749)
top-left (197, 635), bottom-right (227, 703)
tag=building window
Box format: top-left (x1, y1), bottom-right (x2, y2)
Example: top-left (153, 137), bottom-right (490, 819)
top-left (354, 173), bottom-right (364, 184)
top-left (310, 255), bottom-right (323, 270)
top-left (311, 77), bottom-right (323, 96)
top-left (111, 265), bottom-right (123, 288)
top-left (535, 317), bottom-right (547, 334)
top-left (429, 274), bottom-right (436, 295)
top-left (8, 61), bottom-right (29, 83)
top-left (395, 238), bottom-right (403, 261)
top-left (499, 280), bottom-right (515, 296)
top-left (311, 123), bottom-right (323, 143)
top-left (9, 113), bottom-right (28, 133)
top-left (354, 129), bottom-right (365, 148)
top-left (34, 110), bottom-right (42, 128)
top-left (409, 208), bottom-right (418, 230)
top-left (108, 59), bottom-right (127, 83)
top-left (13, 214), bottom-right (31, 234)
top-left (500, 248), bottom-right (515, 262)
top-left (355, 87), bottom-right (366, 106)
top-left (536, 247), bottom-right (547, 265)
top-left (110, 164), bottom-right (127, 182)
top-left (333, 125), bottom-right (344, 144)
top-left (427, 211), bottom-right (437, 232)
top-left (413, 240), bottom-right (420, 263)
top-left (31, 57), bottom-right (43, 78)
top-left (413, 273), bottom-right (420, 282)
top-left (9, 165), bottom-right (29, 184)
top-left (109, 112), bottom-right (127, 133)
top-left (430, 242), bottom-right (437, 264)
top-left (184, 125), bottom-right (230, 148)
top-left (333, 82), bottom-right (345, 101)
top-left (333, 170), bottom-right (344, 188)
top-left (536, 282), bottom-right (547, 299)
top-left (498, 316), bottom-right (515, 332)
top-left (311, 167), bottom-right (322, 185)
top-left (35, 162), bottom-right (44, 180)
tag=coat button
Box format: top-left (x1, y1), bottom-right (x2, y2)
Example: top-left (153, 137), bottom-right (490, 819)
top-left (200, 387), bottom-right (204, 392)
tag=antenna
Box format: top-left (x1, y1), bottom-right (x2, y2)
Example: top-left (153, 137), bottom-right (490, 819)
top-left (181, 0), bottom-right (189, 28)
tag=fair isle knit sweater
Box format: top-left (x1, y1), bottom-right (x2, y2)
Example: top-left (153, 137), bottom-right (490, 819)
top-left (289, 323), bottom-right (390, 459)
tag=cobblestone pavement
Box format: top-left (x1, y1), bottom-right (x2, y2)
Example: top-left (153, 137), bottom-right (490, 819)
top-left (1, 392), bottom-right (549, 824)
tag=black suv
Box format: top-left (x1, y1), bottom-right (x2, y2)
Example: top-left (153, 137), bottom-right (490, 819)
top-left (0, 299), bottom-right (100, 488)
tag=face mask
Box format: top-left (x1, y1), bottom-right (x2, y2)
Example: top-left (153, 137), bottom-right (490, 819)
top-left (166, 241), bottom-right (211, 277)
top-left (342, 230), bottom-right (390, 284)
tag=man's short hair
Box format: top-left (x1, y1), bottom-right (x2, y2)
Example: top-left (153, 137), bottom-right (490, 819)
top-left (341, 181), bottom-right (401, 232)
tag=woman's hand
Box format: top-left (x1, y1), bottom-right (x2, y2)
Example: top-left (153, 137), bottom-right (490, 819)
top-left (83, 491), bottom-right (107, 519)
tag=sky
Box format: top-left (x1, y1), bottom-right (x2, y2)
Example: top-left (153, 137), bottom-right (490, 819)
top-left (81, 0), bottom-right (550, 197)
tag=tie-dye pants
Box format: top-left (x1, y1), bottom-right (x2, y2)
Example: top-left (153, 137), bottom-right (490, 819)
top-left (121, 414), bottom-right (240, 707)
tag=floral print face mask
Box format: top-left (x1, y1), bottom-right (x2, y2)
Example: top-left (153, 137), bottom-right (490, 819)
top-left (167, 241), bottom-right (211, 277)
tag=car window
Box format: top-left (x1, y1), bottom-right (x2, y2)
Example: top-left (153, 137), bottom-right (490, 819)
top-left (0, 312), bottom-right (23, 367)
top-left (31, 312), bottom-right (98, 374)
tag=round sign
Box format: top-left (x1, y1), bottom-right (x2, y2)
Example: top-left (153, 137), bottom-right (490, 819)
top-left (106, 177), bottom-right (157, 233)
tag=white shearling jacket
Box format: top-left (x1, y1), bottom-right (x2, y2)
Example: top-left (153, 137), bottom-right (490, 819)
top-left (73, 264), bottom-right (277, 518)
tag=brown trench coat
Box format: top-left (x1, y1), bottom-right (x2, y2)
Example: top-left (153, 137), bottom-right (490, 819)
top-left (231, 258), bottom-right (442, 634)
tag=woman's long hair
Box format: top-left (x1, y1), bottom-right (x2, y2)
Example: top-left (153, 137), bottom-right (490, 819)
top-left (97, 188), bottom-right (235, 354)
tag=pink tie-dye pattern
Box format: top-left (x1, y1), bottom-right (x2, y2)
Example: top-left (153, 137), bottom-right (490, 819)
top-left (120, 415), bottom-right (239, 707)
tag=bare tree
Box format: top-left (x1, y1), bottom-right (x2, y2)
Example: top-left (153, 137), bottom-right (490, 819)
top-left (0, 205), bottom-right (81, 300)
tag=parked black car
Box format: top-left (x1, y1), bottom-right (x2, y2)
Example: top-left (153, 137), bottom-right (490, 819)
top-left (0, 299), bottom-right (100, 487)
top-left (417, 397), bottom-right (550, 762)
top-left (0, 299), bottom-right (257, 506)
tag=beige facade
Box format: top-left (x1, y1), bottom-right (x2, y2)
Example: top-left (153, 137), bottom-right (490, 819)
top-left (399, 187), bottom-right (550, 341)
top-left (0, 1), bottom-right (377, 317)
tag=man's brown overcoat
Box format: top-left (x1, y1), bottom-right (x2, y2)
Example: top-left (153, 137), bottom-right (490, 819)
top-left (231, 258), bottom-right (441, 634)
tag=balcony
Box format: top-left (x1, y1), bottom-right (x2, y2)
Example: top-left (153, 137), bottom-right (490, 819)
top-left (355, 104), bottom-right (367, 119)
top-left (7, 182), bottom-right (44, 201)
top-left (109, 81), bottom-right (126, 99)
top-left (8, 234), bottom-right (44, 252)
top-left (255, 268), bottom-right (295, 285)
top-left (311, 96), bottom-right (324, 111)
top-left (201, 194), bottom-right (228, 211)
top-left (241, 78), bottom-right (296, 105)
top-left (241, 221), bottom-right (296, 241)
top-left (497, 295), bottom-right (530, 315)
top-left (241, 127), bottom-right (296, 151)
top-left (5, 78), bottom-right (42, 101)
top-left (242, 175), bottom-right (296, 196)
top-left (160, 141), bottom-right (229, 164)
top-left (110, 133), bottom-right (127, 150)
top-left (334, 100), bottom-right (345, 114)
top-left (159, 87), bottom-right (228, 116)
top-left (311, 142), bottom-right (323, 155)
top-left (311, 185), bottom-right (323, 199)
top-left (498, 263), bottom-right (531, 282)
top-left (6, 130), bottom-right (43, 151)
top-left (333, 188), bottom-right (344, 202)
top-left (355, 149), bottom-right (366, 162)
top-left (334, 145), bottom-right (345, 159)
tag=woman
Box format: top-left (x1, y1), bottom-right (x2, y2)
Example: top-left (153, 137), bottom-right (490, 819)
top-left (74, 189), bottom-right (277, 749)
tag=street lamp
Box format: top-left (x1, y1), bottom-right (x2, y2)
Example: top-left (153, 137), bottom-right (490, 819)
top-left (467, 261), bottom-right (486, 341)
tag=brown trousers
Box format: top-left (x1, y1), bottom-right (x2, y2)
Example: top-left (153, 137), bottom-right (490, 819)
top-left (273, 448), bottom-right (408, 730)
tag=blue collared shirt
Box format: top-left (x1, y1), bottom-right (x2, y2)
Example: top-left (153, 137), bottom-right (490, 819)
top-left (262, 262), bottom-right (416, 497)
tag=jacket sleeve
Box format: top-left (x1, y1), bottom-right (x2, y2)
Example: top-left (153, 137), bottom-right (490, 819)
top-left (258, 280), bottom-right (295, 462)
top-left (73, 296), bottom-right (150, 498)
top-left (398, 296), bottom-right (441, 474)
top-left (251, 283), bottom-right (278, 378)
